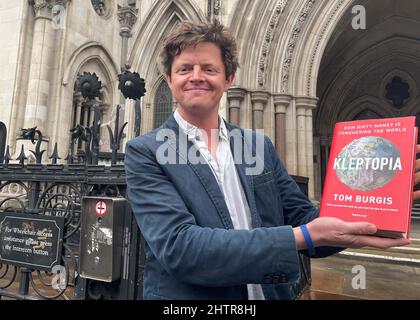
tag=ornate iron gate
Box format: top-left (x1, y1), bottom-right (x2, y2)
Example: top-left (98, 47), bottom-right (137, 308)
top-left (0, 69), bottom-right (147, 300)
top-left (0, 137), bottom-right (146, 300)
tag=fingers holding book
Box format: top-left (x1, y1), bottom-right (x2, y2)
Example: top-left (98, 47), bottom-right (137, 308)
top-left (305, 217), bottom-right (411, 250)
top-left (414, 144), bottom-right (420, 201)
top-left (414, 189), bottom-right (420, 201)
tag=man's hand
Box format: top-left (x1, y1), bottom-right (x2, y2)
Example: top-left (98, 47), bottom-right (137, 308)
top-left (301, 217), bottom-right (411, 250)
top-left (414, 144), bottom-right (420, 201)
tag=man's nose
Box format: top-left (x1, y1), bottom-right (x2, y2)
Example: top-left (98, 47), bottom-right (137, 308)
top-left (190, 66), bottom-right (204, 82)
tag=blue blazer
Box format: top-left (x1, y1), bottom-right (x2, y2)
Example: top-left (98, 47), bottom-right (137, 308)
top-left (125, 114), bottom-right (337, 300)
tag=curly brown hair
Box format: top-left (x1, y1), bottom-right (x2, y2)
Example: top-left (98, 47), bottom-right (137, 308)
top-left (160, 20), bottom-right (239, 79)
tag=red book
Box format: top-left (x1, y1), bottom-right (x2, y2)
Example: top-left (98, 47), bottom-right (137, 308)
top-left (319, 116), bottom-right (418, 238)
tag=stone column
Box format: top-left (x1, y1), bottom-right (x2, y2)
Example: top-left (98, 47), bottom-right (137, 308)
top-left (89, 105), bottom-right (95, 127)
top-left (251, 91), bottom-right (269, 130)
top-left (24, 0), bottom-right (57, 136)
top-left (273, 94), bottom-right (292, 163)
top-left (227, 88), bottom-right (246, 125)
top-left (295, 96), bottom-right (318, 200)
top-left (74, 92), bottom-right (83, 128)
top-left (117, 4), bottom-right (138, 69)
top-left (80, 102), bottom-right (87, 127)
top-left (117, 4), bottom-right (138, 128)
top-left (296, 105), bottom-right (307, 177)
top-left (21, 0), bottom-right (67, 161)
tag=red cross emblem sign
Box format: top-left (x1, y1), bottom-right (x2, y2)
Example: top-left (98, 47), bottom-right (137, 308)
top-left (95, 200), bottom-right (108, 217)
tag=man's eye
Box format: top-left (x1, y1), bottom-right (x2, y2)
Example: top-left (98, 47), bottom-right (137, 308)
top-left (177, 67), bottom-right (190, 73)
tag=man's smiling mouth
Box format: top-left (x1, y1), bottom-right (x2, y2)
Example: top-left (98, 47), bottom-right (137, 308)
top-left (184, 88), bottom-right (211, 91)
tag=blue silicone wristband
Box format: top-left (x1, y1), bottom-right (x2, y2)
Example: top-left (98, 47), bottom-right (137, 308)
top-left (300, 224), bottom-right (316, 256)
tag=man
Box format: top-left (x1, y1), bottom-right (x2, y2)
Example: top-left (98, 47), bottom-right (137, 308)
top-left (125, 20), bottom-right (418, 300)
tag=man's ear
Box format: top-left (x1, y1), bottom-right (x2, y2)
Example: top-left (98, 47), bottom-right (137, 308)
top-left (224, 73), bottom-right (235, 90)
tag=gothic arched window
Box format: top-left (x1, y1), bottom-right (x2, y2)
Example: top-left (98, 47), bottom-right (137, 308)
top-left (70, 82), bottom-right (105, 156)
top-left (352, 109), bottom-right (381, 121)
top-left (153, 80), bottom-right (173, 128)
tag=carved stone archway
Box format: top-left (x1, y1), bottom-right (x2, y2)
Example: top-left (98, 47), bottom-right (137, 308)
top-left (313, 0), bottom-right (420, 199)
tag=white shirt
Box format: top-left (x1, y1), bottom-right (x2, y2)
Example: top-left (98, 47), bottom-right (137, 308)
top-left (174, 109), bottom-right (265, 300)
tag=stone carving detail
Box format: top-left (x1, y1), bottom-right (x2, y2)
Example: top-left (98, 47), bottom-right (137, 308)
top-left (214, 0), bottom-right (221, 16)
top-left (117, 4), bottom-right (138, 37)
top-left (29, 0), bottom-right (69, 19)
top-left (208, 0), bottom-right (221, 18)
top-left (29, 0), bottom-right (52, 17)
top-left (281, 0), bottom-right (316, 93)
top-left (32, 0), bottom-right (51, 10)
top-left (257, 0), bottom-right (288, 88)
top-left (306, 0), bottom-right (345, 95)
top-left (91, 0), bottom-right (107, 16)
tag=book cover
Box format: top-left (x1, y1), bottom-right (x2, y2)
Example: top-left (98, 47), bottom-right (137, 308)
top-left (319, 116), bottom-right (418, 238)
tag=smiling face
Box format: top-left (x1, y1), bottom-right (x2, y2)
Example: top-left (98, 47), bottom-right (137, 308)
top-left (166, 42), bottom-right (235, 121)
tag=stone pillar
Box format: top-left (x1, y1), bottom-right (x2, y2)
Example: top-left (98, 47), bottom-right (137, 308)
top-left (227, 88), bottom-right (246, 125)
top-left (21, 0), bottom-right (67, 161)
top-left (273, 94), bottom-right (292, 163)
top-left (295, 96), bottom-right (318, 200)
top-left (117, 4), bottom-right (138, 69)
top-left (251, 91), bottom-right (269, 130)
top-left (117, 4), bottom-right (138, 128)
top-left (285, 98), bottom-right (297, 174)
top-left (24, 0), bottom-right (57, 136)
top-left (80, 102), bottom-right (87, 127)
top-left (296, 105), bottom-right (307, 177)
top-left (89, 106), bottom-right (95, 127)
top-left (74, 92), bottom-right (83, 128)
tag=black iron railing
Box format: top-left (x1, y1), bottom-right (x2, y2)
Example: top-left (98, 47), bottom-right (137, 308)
top-left (0, 156), bottom-right (144, 300)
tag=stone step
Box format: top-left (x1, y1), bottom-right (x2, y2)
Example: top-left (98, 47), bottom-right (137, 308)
top-left (337, 238), bottom-right (420, 266)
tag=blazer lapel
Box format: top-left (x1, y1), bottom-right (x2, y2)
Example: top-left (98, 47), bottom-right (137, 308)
top-left (163, 115), bottom-right (234, 229)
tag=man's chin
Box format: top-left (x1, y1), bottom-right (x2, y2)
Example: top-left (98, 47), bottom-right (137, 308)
top-left (180, 105), bottom-right (217, 116)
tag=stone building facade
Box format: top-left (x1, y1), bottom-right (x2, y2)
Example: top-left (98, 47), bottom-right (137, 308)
top-left (1, 0), bottom-right (419, 201)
